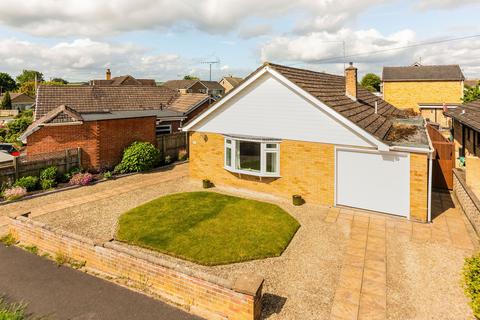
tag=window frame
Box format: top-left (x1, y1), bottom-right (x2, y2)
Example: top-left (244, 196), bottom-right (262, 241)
top-left (223, 136), bottom-right (281, 177)
top-left (155, 123), bottom-right (172, 135)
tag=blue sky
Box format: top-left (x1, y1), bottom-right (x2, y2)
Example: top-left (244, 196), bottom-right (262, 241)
top-left (0, 0), bottom-right (479, 81)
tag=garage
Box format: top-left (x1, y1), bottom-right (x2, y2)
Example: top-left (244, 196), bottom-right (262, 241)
top-left (336, 148), bottom-right (410, 217)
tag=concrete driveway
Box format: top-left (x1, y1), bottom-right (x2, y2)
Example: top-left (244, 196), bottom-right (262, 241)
top-left (0, 244), bottom-right (202, 320)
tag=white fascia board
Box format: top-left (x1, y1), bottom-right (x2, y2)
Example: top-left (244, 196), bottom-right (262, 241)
top-left (182, 67), bottom-right (269, 131)
top-left (266, 67), bottom-right (389, 151)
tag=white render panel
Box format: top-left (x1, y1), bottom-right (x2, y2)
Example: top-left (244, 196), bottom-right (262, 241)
top-left (336, 149), bottom-right (410, 217)
top-left (193, 74), bottom-right (373, 148)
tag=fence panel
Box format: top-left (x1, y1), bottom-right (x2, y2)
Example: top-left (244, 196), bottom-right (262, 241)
top-left (156, 132), bottom-right (187, 159)
top-left (0, 148), bottom-right (81, 186)
top-left (427, 125), bottom-right (455, 190)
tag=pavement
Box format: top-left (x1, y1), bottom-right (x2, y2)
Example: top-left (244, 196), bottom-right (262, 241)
top-left (0, 244), bottom-right (202, 320)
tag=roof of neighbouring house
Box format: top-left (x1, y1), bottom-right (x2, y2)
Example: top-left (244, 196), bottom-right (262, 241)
top-left (162, 79), bottom-right (198, 90)
top-left (382, 64), bottom-right (465, 82)
top-left (0, 92), bottom-right (35, 103)
top-left (35, 85), bottom-right (181, 121)
top-left (89, 75), bottom-right (156, 86)
top-left (168, 93), bottom-right (211, 114)
top-left (465, 79), bottom-right (480, 87)
top-left (266, 63), bottom-right (406, 142)
top-left (444, 99), bottom-right (480, 132)
top-left (221, 76), bottom-right (243, 87)
top-left (201, 81), bottom-right (224, 91)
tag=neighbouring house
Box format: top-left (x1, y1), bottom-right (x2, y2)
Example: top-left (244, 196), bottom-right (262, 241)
top-left (0, 93), bottom-right (35, 111)
top-left (89, 69), bottom-right (157, 86)
top-left (382, 63), bottom-right (465, 128)
top-left (163, 80), bottom-right (225, 98)
top-left (219, 76), bottom-right (243, 93)
top-left (183, 62), bottom-right (433, 222)
top-left (20, 85), bottom-right (205, 170)
top-left (161, 93), bottom-right (211, 134)
top-left (465, 79), bottom-right (480, 88)
top-left (444, 99), bottom-right (480, 161)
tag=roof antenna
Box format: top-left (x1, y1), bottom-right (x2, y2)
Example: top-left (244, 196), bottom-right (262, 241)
top-left (201, 58), bottom-right (220, 81)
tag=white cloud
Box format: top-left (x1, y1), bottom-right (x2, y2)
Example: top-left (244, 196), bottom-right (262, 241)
top-left (415, 0), bottom-right (479, 10)
top-left (0, 0), bottom-right (383, 37)
top-left (260, 28), bottom-right (480, 77)
top-left (238, 24), bottom-right (272, 39)
top-left (0, 38), bottom-right (198, 81)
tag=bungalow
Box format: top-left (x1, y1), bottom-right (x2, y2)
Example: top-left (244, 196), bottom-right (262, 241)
top-left (163, 80), bottom-right (225, 98)
top-left (183, 62), bottom-right (434, 222)
top-left (382, 63), bottom-right (464, 128)
top-left (0, 93), bottom-right (35, 111)
top-left (219, 76), bottom-right (243, 93)
top-left (89, 69), bottom-right (157, 86)
top-left (21, 85), bottom-right (208, 170)
top-left (444, 99), bottom-right (480, 161)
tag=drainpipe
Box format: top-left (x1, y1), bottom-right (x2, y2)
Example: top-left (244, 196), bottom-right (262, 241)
top-left (427, 151), bottom-right (433, 222)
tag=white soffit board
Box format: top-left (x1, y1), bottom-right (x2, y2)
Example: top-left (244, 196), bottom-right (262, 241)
top-left (336, 148), bottom-right (410, 217)
top-left (192, 73), bottom-right (374, 148)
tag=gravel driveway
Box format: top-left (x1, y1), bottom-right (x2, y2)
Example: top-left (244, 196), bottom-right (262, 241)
top-left (3, 163), bottom-right (477, 319)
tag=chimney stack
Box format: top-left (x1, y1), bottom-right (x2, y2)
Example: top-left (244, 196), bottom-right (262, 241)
top-left (345, 62), bottom-right (357, 101)
top-left (106, 68), bottom-right (111, 80)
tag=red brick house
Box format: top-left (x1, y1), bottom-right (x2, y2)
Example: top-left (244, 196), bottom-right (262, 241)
top-left (21, 85), bottom-right (210, 170)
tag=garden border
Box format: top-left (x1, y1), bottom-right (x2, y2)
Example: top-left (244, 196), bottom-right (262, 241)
top-left (7, 214), bottom-right (263, 320)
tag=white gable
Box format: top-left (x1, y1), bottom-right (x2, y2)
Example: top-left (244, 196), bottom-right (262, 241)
top-left (191, 73), bottom-right (374, 148)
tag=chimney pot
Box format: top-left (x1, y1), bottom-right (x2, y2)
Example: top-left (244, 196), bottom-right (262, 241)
top-left (106, 68), bottom-right (111, 80)
top-left (345, 62), bottom-right (357, 101)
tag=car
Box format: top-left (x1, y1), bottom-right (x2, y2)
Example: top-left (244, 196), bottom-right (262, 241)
top-left (0, 143), bottom-right (20, 156)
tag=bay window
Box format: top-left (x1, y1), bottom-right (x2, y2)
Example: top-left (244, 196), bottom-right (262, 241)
top-left (224, 136), bottom-right (280, 177)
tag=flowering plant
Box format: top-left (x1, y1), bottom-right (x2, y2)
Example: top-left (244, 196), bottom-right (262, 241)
top-left (3, 186), bottom-right (27, 201)
top-left (69, 173), bottom-right (94, 186)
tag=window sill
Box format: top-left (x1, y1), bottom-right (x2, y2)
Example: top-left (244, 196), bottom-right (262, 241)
top-left (224, 166), bottom-right (280, 178)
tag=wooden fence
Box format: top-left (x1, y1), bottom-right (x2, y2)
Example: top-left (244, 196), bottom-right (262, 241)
top-left (156, 132), bottom-right (188, 159)
top-left (0, 148), bottom-right (81, 186)
top-left (427, 125), bottom-right (455, 190)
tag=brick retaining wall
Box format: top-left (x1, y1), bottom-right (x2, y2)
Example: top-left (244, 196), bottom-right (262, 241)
top-left (8, 216), bottom-right (263, 320)
top-left (453, 169), bottom-right (480, 235)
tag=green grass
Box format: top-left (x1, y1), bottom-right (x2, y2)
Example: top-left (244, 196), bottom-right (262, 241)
top-left (0, 298), bottom-right (30, 320)
top-left (116, 192), bottom-right (300, 265)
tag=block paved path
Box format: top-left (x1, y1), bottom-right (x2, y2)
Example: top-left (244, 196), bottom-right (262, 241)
top-left (0, 244), bottom-right (202, 320)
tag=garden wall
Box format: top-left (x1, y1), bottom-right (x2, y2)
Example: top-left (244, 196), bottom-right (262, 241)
top-left (8, 215), bottom-right (263, 320)
top-left (453, 169), bottom-right (480, 235)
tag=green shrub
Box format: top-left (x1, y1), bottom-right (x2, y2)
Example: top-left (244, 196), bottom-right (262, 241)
top-left (0, 233), bottom-right (17, 246)
top-left (40, 179), bottom-right (56, 190)
top-left (59, 167), bottom-right (81, 183)
top-left (13, 176), bottom-right (38, 192)
top-left (464, 254), bottom-right (480, 317)
top-left (40, 166), bottom-right (58, 190)
top-left (114, 141), bottom-right (160, 174)
top-left (40, 166), bottom-right (57, 181)
top-left (103, 171), bottom-right (113, 180)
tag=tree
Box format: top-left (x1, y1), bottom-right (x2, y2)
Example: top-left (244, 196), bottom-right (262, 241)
top-left (16, 70), bottom-right (44, 85)
top-left (360, 73), bottom-right (381, 92)
top-left (51, 77), bottom-right (68, 84)
top-left (0, 72), bottom-right (17, 92)
top-left (0, 91), bottom-right (12, 110)
top-left (17, 81), bottom-right (36, 97)
top-left (183, 75), bottom-right (199, 80)
top-left (463, 83), bottom-right (480, 103)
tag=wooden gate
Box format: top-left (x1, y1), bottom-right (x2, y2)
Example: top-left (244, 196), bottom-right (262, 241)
top-left (427, 125), bottom-right (455, 189)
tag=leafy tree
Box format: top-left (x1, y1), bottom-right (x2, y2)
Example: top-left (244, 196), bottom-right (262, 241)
top-left (0, 91), bottom-right (12, 110)
top-left (463, 83), bottom-right (480, 103)
top-left (16, 70), bottom-right (44, 85)
top-left (183, 75), bottom-right (199, 80)
top-left (360, 73), bottom-right (381, 92)
top-left (0, 72), bottom-right (17, 92)
top-left (3, 110), bottom-right (33, 145)
top-left (51, 77), bottom-right (68, 84)
top-left (17, 81), bottom-right (36, 97)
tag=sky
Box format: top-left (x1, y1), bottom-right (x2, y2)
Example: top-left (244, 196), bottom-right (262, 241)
top-left (0, 0), bottom-right (479, 82)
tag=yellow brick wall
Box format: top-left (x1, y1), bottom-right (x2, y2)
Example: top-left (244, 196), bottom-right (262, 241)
top-left (383, 81), bottom-right (463, 112)
top-left (189, 132), bottom-right (335, 206)
top-left (410, 153), bottom-right (429, 222)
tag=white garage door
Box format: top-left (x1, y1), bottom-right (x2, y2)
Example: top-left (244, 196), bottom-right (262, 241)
top-left (336, 149), bottom-right (410, 217)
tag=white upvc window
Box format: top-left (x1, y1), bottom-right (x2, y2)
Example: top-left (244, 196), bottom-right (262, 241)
top-left (224, 136), bottom-right (280, 177)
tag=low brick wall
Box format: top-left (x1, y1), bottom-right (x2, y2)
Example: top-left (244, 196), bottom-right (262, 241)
top-left (453, 169), bottom-right (480, 235)
top-left (8, 216), bottom-right (263, 320)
